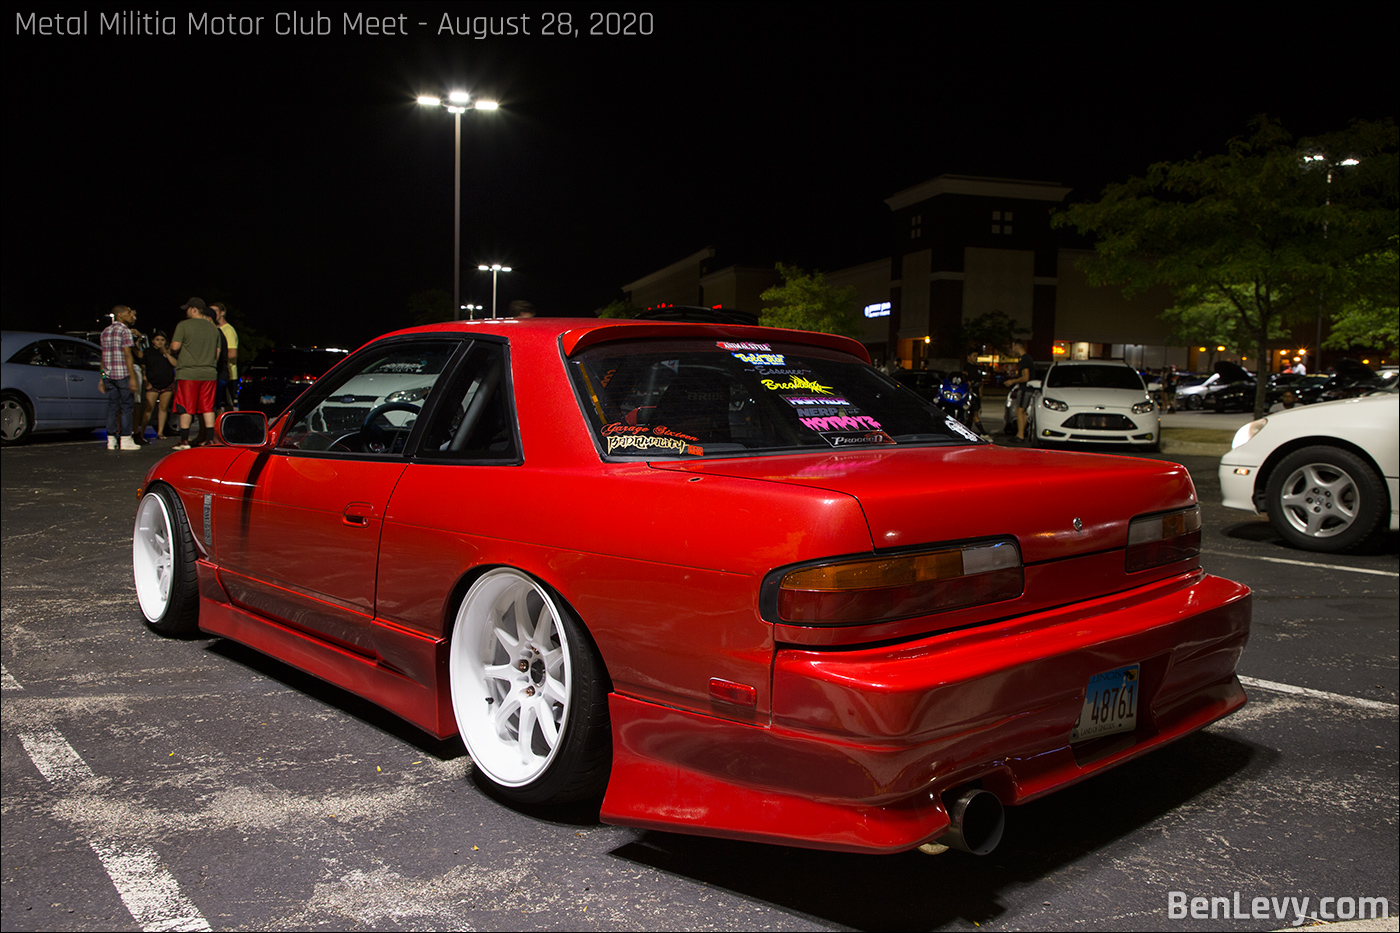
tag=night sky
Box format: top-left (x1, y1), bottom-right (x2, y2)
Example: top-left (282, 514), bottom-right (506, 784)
top-left (4, 2), bottom-right (1395, 350)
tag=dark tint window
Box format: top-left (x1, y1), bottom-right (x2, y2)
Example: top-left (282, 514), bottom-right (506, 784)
top-left (417, 342), bottom-right (518, 461)
top-left (1047, 365), bottom-right (1146, 391)
top-left (569, 338), bottom-right (978, 459)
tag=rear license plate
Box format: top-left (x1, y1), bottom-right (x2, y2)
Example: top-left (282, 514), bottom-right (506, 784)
top-left (1072, 664), bottom-right (1140, 742)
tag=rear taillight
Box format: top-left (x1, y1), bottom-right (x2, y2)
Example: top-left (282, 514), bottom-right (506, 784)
top-left (1125, 506), bottom-right (1201, 572)
top-left (289, 373), bottom-right (319, 385)
top-left (770, 539), bottom-right (1022, 625)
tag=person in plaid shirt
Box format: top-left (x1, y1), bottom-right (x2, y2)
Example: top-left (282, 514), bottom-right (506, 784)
top-left (101, 305), bottom-right (141, 450)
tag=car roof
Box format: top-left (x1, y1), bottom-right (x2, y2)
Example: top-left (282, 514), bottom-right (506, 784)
top-left (1046, 359), bottom-right (1134, 367)
top-left (2, 330), bottom-right (100, 359)
top-left (372, 317), bottom-right (873, 364)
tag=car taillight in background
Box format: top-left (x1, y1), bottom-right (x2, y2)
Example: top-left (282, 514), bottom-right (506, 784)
top-left (767, 539), bottom-right (1023, 625)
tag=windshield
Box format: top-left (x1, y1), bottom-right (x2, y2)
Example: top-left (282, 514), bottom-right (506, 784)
top-left (568, 338), bottom-right (980, 458)
top-left (1047, 365), bottom-right (1146, 391)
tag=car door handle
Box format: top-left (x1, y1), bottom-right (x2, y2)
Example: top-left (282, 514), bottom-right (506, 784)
top-left (69, 374), bottom-right (84, 381)
top-left (342, 502), bottom-right (375, 526)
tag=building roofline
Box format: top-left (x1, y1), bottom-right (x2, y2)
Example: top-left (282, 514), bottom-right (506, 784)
top-left (622, 247), bottom-right (716, 291)
top-left (885, 174), bottom-right (1072, 210)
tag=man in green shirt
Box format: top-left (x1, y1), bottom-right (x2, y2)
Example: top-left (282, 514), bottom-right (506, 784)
top-left (169, 297), bottom-right (222, 449)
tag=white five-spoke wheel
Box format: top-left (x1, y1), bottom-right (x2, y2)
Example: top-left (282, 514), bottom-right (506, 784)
top-left (133, 487), bottom-right (200, 634)
top-left (449, 568), bottom-right (611, 804)
top-left (1266, 445), bottom-right (1386, 553)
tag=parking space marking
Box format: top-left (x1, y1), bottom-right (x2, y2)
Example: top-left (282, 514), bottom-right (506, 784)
top-left (1214, 552), bottom-right (1399, 578)
top-left (1239, 676), bottom-right (1399, 714)
top-left (1, 664), bottom-right (21, 691)
top-left (18, 727), bottom-right (212, 933)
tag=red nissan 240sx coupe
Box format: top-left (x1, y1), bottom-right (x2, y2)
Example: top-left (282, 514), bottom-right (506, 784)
top-left (132, 319), bottom-right (1251, 855)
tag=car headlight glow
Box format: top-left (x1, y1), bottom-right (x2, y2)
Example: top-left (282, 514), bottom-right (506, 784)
top-left (773, 539), bottom-right (1023, 624)
top-left (1231, 418), bottom-right (1266, 449)
top-left (1126, 506), bottom-right (1201, 573)
top-left (387, 386), bottom-right (430, 404)
top-left (1132, 400), bottom-right (1155, 414)
top-left (1042, 397), bottom-right (1068, 412)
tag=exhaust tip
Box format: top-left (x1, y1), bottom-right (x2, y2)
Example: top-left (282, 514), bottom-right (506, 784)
top-left (940, 787), bottom-right (1005, 856)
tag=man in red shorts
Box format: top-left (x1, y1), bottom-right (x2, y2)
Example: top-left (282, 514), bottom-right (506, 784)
top-left (169, 297), bottom-right (221, 449)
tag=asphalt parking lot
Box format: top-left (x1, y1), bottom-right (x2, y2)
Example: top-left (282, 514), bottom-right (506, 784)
top-left (2, 432), bottom-right (1396, 932)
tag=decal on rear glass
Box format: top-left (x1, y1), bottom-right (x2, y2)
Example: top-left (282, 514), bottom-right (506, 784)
top-left (799, 413), bottom-right (884, 432)
top-left (603, 422), bottom-right (699, 442)
top-left (760, 376), bottom-right (835, 394)
top-left (732, 352), bottom-right (786, 366)
top-left (944, 417), bottom-right (982, 442)
top-left (605, 434), bottom-right (703, 456)
top-left (821, 431), bottom-right (898, 448)
top-left (716, 341), bottom-right (771, 351)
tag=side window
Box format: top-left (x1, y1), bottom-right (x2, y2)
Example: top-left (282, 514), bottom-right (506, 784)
top-left (416, 342), bottom-right (518, 461)
top-left (11, 341), bottom-right (59, 367)
top-left (56, 341), bottom-right (103, 371)
top-left (277, 340), bottom-right (458, 456)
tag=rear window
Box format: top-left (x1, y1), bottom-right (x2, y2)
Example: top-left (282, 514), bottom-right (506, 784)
top-left (568, 338), bottom-right (979, 459)
top-left (1047, 365), bottom-right (1146, 391)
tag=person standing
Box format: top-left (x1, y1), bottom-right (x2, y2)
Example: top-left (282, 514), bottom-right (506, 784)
top-left (138, 330), bottom-right (177, 442)
top-left (210, 302), bottom-right (239, 411)
top-left (100, 305), bottom-right (142, 450)
top-left (1003, 341), bottom-right (1035, 443)
top-left (169, 297), bottom-right (221, 450)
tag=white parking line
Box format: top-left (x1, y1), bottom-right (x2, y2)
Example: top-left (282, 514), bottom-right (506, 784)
top-left (18, 727), bottom-right (212, 933)
top-left (1215, 552), bottom-right (1399, 578)
top-left (1, 664), bottom-right (21, 691)
top-left (1239, 676), bottom-right (1399, 714)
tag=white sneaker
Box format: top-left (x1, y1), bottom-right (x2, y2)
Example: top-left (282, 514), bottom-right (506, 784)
top-left (172, 442), bottom-right (191, 450)
top-left (120, 436), bottom-right (140, 450)
top-left (107, 436), bottom-right (118, 450)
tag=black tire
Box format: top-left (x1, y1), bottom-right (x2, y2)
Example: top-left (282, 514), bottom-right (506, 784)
top-left (1, 391), bottom-right (34, 445)
top-left (448, 569), bottom-right (611, 804)
top-left (132, 485), bottom-right (202, 635)
top-left (1265, 446), bottom-right (1387, 553)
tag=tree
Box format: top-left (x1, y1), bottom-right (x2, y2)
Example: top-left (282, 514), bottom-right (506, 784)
top-left (757, 263), bottom-right (862, 337)
top-left (1054, 117), bottom-right (1398, 417)
top-left (1323, 237), bottom-right (1399, 354)
top-left (959, 310), bottom-right (1028, 358)
top-left (595, 299), bottom-right (640, 319)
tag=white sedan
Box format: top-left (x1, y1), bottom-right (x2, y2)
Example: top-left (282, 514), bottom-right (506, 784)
top-left (1032, 360), bottom-right (1160, 450)
top-left (1219, 387), bottom-right (1399, 552)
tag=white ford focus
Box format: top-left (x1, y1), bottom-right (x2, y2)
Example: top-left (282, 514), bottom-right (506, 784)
top-left (1219, 386), bottom-right (1399, 552)
top-left (1033, 360), bottom-right (1160, 450)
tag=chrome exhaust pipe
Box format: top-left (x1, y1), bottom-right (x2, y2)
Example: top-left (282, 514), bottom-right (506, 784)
top-left (937, 787), bottom-right (1005, 855)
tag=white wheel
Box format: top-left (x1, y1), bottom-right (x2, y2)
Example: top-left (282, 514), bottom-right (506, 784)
top-left (449, 569), bottom-right (611, 803)
top-left (133, 487), bottom-right (200, 634)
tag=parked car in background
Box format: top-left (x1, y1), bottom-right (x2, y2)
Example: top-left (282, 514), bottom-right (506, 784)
top-left (1033, 359), bottom-right (1160, 450)
top-left (1, 331), bottom-right (106, 444)
top-left (1176, 361), bottom-right (1254, 410)
top-left (236, 347), bottom-right (348, 417)
top-left (134, 318), bottom-right (1251, 857)
top-left (1313, 359), bottom-right (1385, 404)
top-left (1220, 385), bottom-right (1399, 552)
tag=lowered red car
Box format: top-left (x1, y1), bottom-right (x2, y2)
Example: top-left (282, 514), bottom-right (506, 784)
top-left (132, 319), bottom-right (1251, 855)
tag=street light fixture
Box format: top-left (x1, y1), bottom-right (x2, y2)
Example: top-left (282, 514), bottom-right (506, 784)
top-left (417, 90), bottom-right (499, 320)
top-left (461, 303), bottom-right (483, 320)
top-left (478, 264), bottom-right (512, 318)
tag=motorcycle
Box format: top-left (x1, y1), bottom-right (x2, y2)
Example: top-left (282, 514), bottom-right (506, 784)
top-left (938, 372), bottom-right (978, 431)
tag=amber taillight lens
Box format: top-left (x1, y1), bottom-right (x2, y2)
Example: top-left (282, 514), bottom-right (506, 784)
top-left (775, 539), bottom-right (1022, 624)
top-left (1125, 506), bottom-right (1201, 573)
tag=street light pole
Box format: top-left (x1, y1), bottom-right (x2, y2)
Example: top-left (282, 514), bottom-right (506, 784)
top-left (1302, 154), bottom-right (1360, 372)
top-left (478, 264), bottom-right (511, 318)
top-left (416, 91), bottom-right (499, 321)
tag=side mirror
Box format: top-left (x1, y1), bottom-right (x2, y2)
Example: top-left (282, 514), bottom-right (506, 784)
top-left (1027, 379), bottom-right (1042, 390)
top-left (216, 411), bottom-right (269, 447)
